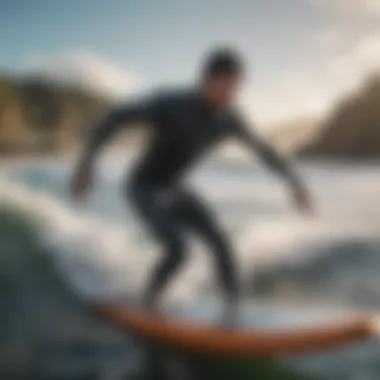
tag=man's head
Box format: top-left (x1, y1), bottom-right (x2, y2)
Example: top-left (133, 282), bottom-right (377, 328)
top-left (200, 47), bottom-right (244, 109)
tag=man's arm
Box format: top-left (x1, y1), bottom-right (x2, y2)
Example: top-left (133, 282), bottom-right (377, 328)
top-left (81, 99), bottom-right (152, 165)
top-left (231, 116), bottom-right (313, 213)
top-left (71, 98), bottom-right (153, 199)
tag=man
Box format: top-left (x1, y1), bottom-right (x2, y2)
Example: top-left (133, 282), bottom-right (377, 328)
top-left (71, 48), bottom-right (313, 321)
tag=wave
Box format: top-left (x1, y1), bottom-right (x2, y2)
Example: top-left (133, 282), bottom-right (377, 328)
top-left (250, 238), bottom-right (380, 308)
top-left (0, 177), bottom-right (216, 304)
top-left (3, 160), bottom-right (380, 310)
top-left (4, 174), bottom-right (380, 379)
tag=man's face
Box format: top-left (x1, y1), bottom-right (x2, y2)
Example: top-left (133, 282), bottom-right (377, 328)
top-left (203, 73), bottom-right (241, 109)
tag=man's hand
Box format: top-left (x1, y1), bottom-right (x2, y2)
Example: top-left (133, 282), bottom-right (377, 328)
top-left (291, 183), bottom-right (314, 215)
top-left (70, 161), bottom-right (93, 201)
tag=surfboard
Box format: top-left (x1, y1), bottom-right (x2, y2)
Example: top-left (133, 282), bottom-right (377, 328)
top-left (95, 299), bottom-right (377, 358)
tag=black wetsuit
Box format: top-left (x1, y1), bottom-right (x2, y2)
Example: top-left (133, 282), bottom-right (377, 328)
top-left (83, 88), bottom-right (295, 306)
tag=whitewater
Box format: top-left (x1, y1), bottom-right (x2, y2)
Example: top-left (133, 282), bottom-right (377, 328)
top-left (2, 151), bottom-right (380, 378)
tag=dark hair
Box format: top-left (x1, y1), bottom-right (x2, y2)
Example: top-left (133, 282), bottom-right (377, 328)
top-left (202, 47), bottom-right (243, 79)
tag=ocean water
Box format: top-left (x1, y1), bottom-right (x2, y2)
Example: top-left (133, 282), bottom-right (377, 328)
top-left (2, 152), bottom-right (380, 378)
top-left (3, 153), bottom-right (380, 302)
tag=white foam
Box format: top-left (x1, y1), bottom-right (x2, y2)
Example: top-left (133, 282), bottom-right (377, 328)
top-left (2, 160), bottom-right (380, 307)
top-left (0, 177), bottom-right (210, 303)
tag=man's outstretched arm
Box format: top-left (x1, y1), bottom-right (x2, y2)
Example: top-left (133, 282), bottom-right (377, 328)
top-left (232, 117), bottom-right (314, 213)
top-left (82, 100), bottom-right (152, 164)
top-left (71, 99), bottom-right (152, 199)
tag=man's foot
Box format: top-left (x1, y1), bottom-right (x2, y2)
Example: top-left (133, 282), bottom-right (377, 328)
top-left (220, 299), bottom-right (240, 329)
top-left (141, 293), bottom-right (162, 316)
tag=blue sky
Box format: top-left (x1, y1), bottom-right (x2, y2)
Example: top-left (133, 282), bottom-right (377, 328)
top-left (1, 0), bottom-right (380, 125)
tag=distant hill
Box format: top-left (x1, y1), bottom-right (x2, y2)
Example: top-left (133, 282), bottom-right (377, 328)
top-left (298, 74), bottom-right (380, 159)
top-left (9, 70), bottom-right (380, 161)
top-left (0, 75), bottom-right (111, 156)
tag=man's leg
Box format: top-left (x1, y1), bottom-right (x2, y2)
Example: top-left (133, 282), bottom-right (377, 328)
top-left (128, 181), bottom-right (188, 311)
top-left (144, 233), bottom-right (187, 310)
top-left (171, 190), bottom-right (239, 317)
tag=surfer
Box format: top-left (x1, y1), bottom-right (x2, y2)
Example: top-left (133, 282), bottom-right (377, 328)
top-left (70, 47), bottom-right (314, 322)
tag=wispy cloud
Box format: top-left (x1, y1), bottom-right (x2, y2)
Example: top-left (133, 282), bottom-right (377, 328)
top-left (250, 29), bottom-right (380, 126)
top-left (247, 0), bottom-right (380, 126)
top-left (26, 51), bottom-right (141, 99)
top-left (311, 0), bottom-right (380, 16)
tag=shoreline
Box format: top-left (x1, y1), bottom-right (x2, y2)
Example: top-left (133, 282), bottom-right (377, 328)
top-left (0, 152), bottom-right (74, 170)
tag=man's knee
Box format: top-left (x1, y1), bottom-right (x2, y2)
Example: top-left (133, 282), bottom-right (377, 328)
top-left (207, 230), bottom-right (232, 259)
top-left (163, 235), bottom-right (187, 265)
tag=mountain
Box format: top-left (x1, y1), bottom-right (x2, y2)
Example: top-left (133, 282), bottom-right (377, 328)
top-left (298, 74), bottom-right (380, 159)
top-left (0, 75), bottom-right (110, 156)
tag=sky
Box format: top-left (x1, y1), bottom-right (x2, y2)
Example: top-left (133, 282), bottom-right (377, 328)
top-left (1, 0), bottom-right (380, 126)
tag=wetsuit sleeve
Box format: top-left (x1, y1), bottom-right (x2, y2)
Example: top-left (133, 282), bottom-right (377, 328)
top-left (230, 114), bottom-right (303, 187)
top-left (81, 97), bottom-right (155, 163)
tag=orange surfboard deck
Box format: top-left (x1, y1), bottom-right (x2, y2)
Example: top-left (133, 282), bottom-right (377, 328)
top-left (96, 303), bottom-right (375, 357)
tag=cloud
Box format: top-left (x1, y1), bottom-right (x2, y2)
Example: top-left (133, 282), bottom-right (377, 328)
top-left (23, 43), bottom-right (380, 128)
top-left (239, 2), bottom-right (380, 125)
top-left (242, 1), bottom-right (380, 125)
top-left (365, 0), bottom-right (380, 13)
top-left (311, 0), bottom-right (380, 16)
top-left (315, 27), bottom-right (350, 50)
top-left (249, 31), bottom-right (380, 126)
top-left (326, 33), bottom-right (380, 79)
top-left (26, 51), bottom-right (140, 99)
